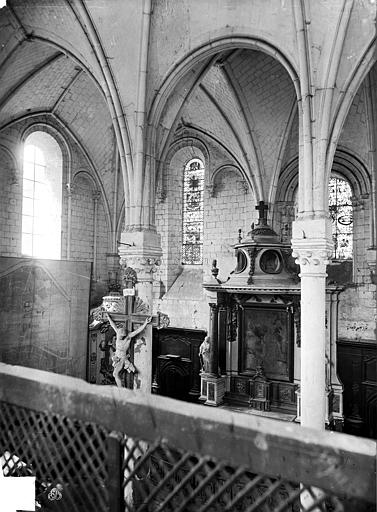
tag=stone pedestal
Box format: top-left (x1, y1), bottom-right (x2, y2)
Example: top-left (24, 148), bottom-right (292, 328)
top-left (199, 373), bottom-right (226, 406)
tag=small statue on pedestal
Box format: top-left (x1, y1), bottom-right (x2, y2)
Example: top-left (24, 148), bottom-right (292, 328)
top-left (107, 313), bottom-right (152, 387)
top-left (199, 335), bottom-right (211, 374)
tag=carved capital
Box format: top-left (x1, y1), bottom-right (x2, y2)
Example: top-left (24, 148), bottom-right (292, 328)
top-left (157, 311), bottom-right (170, 329)
top-left (122, 256), bottom-right (161, 281)
top-left (122, 266), bottom-right (138, 287)
top-left (65, 182), bottom-right (76, 196)
top-left (102, 295), bottom-right (126, 314)
top-left (118, 229), bottom-right (162, 281)
top-left (291, 218), bottom-right (333, 275)
top-left (206, 183), bottom-right (216, 198)
top-left (209, 302), bottom-right (219, 313)
top-left (291, 247), bottom-right (332, 273)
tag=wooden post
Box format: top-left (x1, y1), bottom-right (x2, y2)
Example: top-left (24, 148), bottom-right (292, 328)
top-left (107, 431), bottom-right (123, 512)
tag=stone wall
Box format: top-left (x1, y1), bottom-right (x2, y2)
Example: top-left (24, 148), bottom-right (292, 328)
top-left (0, 117), bottom-right (112, 305)
top-left (155, 139), bottom-right (257, 330)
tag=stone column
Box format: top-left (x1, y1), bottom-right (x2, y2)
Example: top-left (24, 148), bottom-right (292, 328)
top-left (209, 303), bottom-right (219, 376)
top-left (292, 218), bottom-right (333, 431)
top-left (92, 191), bottom-right (101, 280)
top-left (327, 289), bottom-right (344, 430)
top-left (198, 300), bottom-right (226, 406)
top-left (119, 230), bottom-right (161, 393)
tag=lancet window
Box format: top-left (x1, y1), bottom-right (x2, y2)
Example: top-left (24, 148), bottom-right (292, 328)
top-left (328, 176), bottom-right (353, 260)
top-left (22, 131), bottom-right (63, 259)
top-left (182, 158), bottom-right (204, 264)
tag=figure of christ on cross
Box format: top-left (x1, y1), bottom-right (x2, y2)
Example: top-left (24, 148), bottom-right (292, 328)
top-left (107, 312), bottom-right (152, 387)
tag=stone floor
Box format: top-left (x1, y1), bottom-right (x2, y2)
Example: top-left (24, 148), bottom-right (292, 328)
top-left (219, 404), bottom-right (297, 422)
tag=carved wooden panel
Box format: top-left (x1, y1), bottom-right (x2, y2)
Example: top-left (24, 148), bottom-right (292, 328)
top-left (239, 304), bottom-right (294, 382)
top-left (153, 327), bottom-right (205, 401)
top-left (337, 339), bottom-right (376, 439)
top-left (155, 355), bottom-right (192, 400)
top-left (270, 382), bottom-right (296, 412)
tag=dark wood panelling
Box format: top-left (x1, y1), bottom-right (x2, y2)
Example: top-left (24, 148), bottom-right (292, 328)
top-left (152, 327), bottom-right (205, 401)
top-left (337, 339), bottom-right (376, 439)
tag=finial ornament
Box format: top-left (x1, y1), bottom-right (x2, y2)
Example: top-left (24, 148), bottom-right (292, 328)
top-left (255, 201), bottom-right (269, 224)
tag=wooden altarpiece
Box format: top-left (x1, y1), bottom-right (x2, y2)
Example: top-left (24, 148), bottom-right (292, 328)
top-left (201, 202), bottom-right (344, 429)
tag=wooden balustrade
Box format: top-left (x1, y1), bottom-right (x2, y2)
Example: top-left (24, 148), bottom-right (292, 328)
top-left (0, 363), bottom-right (375, 510)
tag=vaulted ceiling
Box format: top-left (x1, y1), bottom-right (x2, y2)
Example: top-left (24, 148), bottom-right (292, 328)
top-left (0, 2), bottom-right (374, 208)
top-left (0, 5), bottom-right (115, 194)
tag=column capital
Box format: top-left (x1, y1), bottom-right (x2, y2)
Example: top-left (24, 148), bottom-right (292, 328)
top-left (121, 256), bottom-right (160, 281)
top-left (291, 217), bottom-right (333, 274)
top-left (291, 245), bottom-right (332, 272)
top-left (119, 229), bottom-right (162, 282)
top-left (65, 182), bottom-right (76, 196)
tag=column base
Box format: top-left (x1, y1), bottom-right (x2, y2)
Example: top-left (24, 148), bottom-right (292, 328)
top-left (199, 373), bottom-right (226, 406)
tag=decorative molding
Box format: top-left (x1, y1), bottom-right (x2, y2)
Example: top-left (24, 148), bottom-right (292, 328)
top-left (102, 295), bottom-right (126, 313)
top-left (247, 247), bottom-right (259, 284)
top-left (226, 304), bottom-right (238, 343)
top-left (134, 296), bottom-right (150, 315)
top-left (119, 255), bottom-right (161, 279)
top-left (65, 182), bottom-right (76, 196)
top-left (291, 248), bottom-right (332, 270)
top-left (157, 311), bottom-right (170, 330)
top-left (122, 266), bottom-right (137, 287)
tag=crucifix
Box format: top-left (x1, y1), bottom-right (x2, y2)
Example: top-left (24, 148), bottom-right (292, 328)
top-left (102, 269), bottom-right (169, 389)
top-left (255, 200), bottom-right (269, 224)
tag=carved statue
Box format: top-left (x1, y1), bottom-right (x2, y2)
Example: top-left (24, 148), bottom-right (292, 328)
top-left (199, 335), bottom-right (211, 373)
top-left (107, 312), bottom-right (152, 387)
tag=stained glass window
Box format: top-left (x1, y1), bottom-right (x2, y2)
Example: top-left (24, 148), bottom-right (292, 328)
top-left (182, 158), bottom-right (204, 264)
top-left (328, 176), bottom-right (353, 260)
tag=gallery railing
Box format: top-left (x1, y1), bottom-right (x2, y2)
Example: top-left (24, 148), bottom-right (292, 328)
top-left (0, 363), bottom-right (375, 512)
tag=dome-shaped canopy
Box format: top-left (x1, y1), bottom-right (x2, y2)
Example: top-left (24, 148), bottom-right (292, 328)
top-left (246, 220), bottom-right (279, 243)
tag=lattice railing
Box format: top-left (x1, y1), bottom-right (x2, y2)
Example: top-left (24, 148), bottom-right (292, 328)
top-left (122, 439), bottom-right (344, 512)
top-left (0, 364), bottom-right (375, 512)
top-left (0, 402), bottom-right (109, 511)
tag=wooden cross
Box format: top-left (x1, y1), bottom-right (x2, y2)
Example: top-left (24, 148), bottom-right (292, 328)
top-left (255, 200), bottom-right (269, 223)
top-left (101, 300), bottom-right (162, 329)
top-left (101, 292), bottom-right (168, 388)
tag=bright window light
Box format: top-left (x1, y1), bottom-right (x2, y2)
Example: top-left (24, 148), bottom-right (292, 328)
top-left (21, 132), bottom-right (63, 259)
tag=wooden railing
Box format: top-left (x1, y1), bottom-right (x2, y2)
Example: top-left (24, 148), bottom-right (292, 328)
top-left (0, 363), bottom-right (375, 511)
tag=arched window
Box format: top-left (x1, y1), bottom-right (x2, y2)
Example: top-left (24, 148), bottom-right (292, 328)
top-left (182, 158), bottom-right (204, 264)
top-left (22, 131), bottom-right (63, 259)
top-left (328, 176), bottom-right (353, 260)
